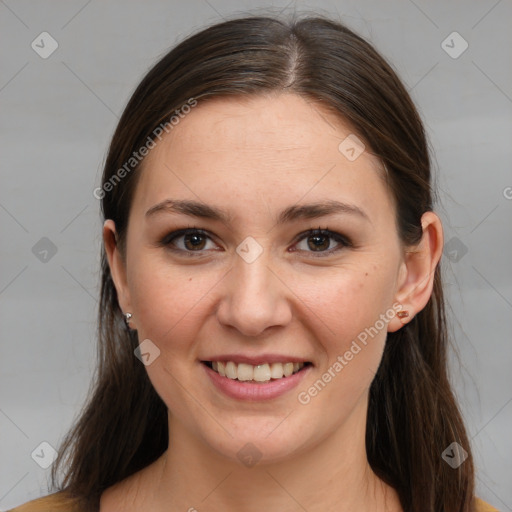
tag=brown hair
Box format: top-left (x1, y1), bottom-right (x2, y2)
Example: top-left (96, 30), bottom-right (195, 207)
top-left (50, 14), bottom-right (474, 512)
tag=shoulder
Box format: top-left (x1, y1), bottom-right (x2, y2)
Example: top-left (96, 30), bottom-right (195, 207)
top-left (6, 491), bottom-right (499, 512)
top-left (6, 491), bottom-right (85, 512)
top-left (473, 496), bottom-right (500, 512)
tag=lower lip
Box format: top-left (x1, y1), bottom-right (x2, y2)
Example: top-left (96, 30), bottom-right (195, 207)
top-left (202, 363), bottom-right (312, 401)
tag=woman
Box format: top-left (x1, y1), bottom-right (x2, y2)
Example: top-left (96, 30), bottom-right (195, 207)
top-left (9, 14), bottom-right (498, 512)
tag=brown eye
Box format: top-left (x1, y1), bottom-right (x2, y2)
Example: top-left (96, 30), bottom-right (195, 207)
top-left (183, 232), bottom-right (207, 251)
top-left (293, 228), bottom-right (350, 256)
top-left (161, 228), bottom-right (217, 255)
top-left (306, 233), bottom-right (331, 251)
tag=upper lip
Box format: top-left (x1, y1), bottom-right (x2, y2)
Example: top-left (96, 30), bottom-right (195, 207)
top-left (201, 354), bottom-right (312, 365)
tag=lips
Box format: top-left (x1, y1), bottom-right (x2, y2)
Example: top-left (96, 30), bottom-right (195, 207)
top-left (201, 359), bottom-right (312, 401)
top-left (202, 353), bottom-right (311, 365)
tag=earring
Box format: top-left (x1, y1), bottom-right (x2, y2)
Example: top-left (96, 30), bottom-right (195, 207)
top-left (124, 312), bottom-right (133, 328)
top-left (396, 310), bottom-right (409, 319)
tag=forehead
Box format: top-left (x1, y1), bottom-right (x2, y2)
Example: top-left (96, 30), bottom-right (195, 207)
top-left (132, 93), bottom-right (393, 222)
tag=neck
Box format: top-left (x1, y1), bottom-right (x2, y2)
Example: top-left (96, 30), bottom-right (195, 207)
top-left (129, 398), bottom-right (402, 512)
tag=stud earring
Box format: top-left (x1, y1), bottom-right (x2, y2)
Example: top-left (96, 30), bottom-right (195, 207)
top-left (124, 312), bottom-right (133, 328)
top-left (396, 310), bottom-right (409, 319)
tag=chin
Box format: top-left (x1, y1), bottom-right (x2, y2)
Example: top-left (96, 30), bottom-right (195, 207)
top-left (200, 416), bottom-right (316, 467)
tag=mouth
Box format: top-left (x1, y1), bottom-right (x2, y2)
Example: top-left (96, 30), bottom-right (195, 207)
top-left (201, 360), bottom-right (312, 383)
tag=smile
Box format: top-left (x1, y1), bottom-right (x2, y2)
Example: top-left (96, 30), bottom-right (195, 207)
top-left (202, 359), bottom-right (313, 401)
top-left (203, 361), bottom-right (310, 382)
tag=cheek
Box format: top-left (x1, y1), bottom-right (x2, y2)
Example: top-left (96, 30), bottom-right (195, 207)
top-left (294, 264), bottom-right (394, 346)
top-left (292, 264), bottom-right (396, 404)
top-left (128, 256), bottom-right (218, 349)
top-left (293, 271), bottom-right (391, 421)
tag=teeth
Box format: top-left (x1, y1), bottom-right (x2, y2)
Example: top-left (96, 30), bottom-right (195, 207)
top-left (209, 360), bottom-right (305, 382)
top-left (225, 361), bottom-right (237, 379)
top-left (283, 362), bottom-right (294, 377)
top-left (253, 364), bottom-right (271, 382)
top-left (270, 362), bottom-right (284, 379)
top-left (237, 363), bottom-right (253, 381)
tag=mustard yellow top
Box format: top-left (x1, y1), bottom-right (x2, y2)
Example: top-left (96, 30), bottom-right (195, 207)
top-left (6, 491), bottom-right (500, 511)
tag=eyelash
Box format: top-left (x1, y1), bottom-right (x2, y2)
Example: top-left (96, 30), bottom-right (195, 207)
top-left (159, 226), bottom-right (352, 258)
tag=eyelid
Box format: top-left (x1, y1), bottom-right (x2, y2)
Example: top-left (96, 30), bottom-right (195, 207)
top-left (159, 227), bottom-right (219, 256)
top-left (160, 227), bottom-right (209, 245)
top-left (291, 227), bottom-right (351, 257)
top-left (159, 227), bottom-right (351, 257)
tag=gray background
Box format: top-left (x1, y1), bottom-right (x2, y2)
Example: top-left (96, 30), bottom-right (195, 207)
top-left (1, 0), bottom-right (511, 510)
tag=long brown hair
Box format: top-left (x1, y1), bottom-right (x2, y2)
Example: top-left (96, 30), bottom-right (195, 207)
top-left (50, 14), bottom-right (474, 512)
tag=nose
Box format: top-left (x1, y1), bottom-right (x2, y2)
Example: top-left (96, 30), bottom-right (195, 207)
top-left (216, 248), bottom-right (293, 337)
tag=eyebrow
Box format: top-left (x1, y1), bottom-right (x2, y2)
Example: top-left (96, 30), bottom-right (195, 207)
top-left (145, 198), bottom-right (369, 224)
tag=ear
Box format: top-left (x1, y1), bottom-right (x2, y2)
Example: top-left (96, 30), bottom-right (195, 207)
top-left (103, 219), bottom-right (136, 329)
top-left (388, 211), bottom-right (444, 333)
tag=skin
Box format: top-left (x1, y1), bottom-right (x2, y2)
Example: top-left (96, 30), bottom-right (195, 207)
top-left (101, 93), bottom-right (443, 512)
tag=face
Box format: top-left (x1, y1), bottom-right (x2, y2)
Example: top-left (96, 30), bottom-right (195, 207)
top-left (111, 93), bottom-right (408, 464)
